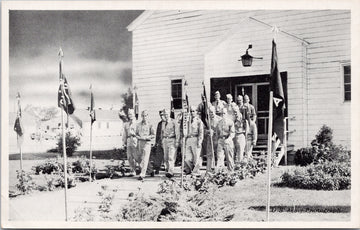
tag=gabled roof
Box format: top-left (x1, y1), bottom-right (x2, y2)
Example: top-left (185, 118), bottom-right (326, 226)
top-left (127, 10), bottom-right (153, 31)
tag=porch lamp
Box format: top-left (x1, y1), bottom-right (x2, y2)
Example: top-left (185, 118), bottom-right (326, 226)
top-left (238, 44), bottom-right (263, 67)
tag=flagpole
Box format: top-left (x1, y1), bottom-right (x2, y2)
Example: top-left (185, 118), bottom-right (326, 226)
top-left (266, 91), bottom-right (273, 221)
top-left (89, 86), bottom-right (93, 182)
top-left (202, 82), bottom-right (215, 169)
top-left (59, 48), bottom-right (69, 221)
top-left (18, 134), bottom-right (23, 172)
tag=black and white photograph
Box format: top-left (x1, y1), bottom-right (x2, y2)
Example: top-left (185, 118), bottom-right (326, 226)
top-left (1, 0), bottom-right (359, 228)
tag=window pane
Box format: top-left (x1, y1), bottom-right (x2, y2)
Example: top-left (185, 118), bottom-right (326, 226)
top-left (344, 74), bottom-right (351, 84)
top-left (344, 65), bottom-right (351, 75)
top-left (173, 98), bottom-right (182, 109)
top-left (345, 92), bottom-right (351, 101)
top-left (344, 84), bottom-right (351, 92)
top-left (171, 79), bottom-right (183, 109)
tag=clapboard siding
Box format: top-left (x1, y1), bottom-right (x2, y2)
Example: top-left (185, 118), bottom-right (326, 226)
top-left (130, 10), bottom-right (351, 148)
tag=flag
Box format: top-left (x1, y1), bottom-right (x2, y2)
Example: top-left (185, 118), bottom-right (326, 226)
top-left (180, 80), bottom-right (190, 136)
top-left (14, 92), bottom-right (24, 147)
top-left (90, 85), bottom-right (96, 124)
top-left (200, 82), bottom-right (210, 129)
top-left (58, 75), bottom-right (75, 115)
top-left (134, 90), bottom-right (139, 120)
top-left (270, 39), bottom-right (285, 147)
top-left (170, 96), bottom-right (175, 119)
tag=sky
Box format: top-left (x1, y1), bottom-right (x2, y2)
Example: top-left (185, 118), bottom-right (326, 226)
top-left (9, 10), bottom-right (143, 112)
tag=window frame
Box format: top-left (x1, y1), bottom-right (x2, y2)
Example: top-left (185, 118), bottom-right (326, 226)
top-left (340, 62), bottom-right (351, 103)
top-left (169, 75), bottom-right (185, 111)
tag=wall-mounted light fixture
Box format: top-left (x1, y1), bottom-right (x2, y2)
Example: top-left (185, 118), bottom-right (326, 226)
top-left (238, 44), bottom-right (263, 67)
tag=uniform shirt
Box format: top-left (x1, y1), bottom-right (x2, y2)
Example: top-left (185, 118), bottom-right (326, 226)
top-left (136, 121), bottom-right (155, 141)
top-left (234, 119), bottom-right (248, 135)
top-left (247, 120), bottom-right (258, 143)
top-left (243, 103), bottom-right (256, 121)
top-left (206, 114), bottom-right (221, 137)
top-left (225, 102), bottom-right (237, 120)
top-left (188, 116), bottom-right (204, 144)
top-left (162, 118), bottom-right (180, 145)
top-left (238, 103), bottom-right (249, 121)
top-left (123, 120), bottom-right (137, 146)
top-left (212, 100), bottom-right (227, 115)
top-left (216, 117), bottom-right (235, 139)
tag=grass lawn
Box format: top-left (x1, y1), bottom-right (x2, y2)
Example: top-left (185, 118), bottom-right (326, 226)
top-left (8, 155), bottom-right (351, 222)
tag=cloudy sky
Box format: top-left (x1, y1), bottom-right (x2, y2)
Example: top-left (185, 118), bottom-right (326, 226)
top-left (9, 10), bottom-right (143, 112)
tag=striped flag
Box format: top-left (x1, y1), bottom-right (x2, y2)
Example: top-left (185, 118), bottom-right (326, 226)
top-left (89, 85), bottom-right (96, 124)
top-left (58, 75), bottom-right (75, 115)
top-left (201, 82), bottom-right (210, 129)
top-left (270, 39), bottom-right (285, 149)
top-left (14, 92), bottom-right (24, 148)
top-left (134, 90), bottom-right (139, 120)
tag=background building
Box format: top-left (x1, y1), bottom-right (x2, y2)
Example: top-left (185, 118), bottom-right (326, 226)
top-left (127, 10), bottom-right (351, 149)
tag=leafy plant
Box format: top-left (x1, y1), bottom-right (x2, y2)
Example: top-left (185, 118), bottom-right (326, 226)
top-left (56, 131), bottom-right (81, 157)
top-left (15, 170), bottom-right (37, 194)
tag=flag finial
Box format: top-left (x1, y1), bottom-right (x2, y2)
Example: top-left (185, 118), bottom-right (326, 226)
top-left (58, 47), bottom-right (64, 58)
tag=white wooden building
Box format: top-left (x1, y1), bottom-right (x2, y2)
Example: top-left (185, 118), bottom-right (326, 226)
top-left (127, 10), bottom-right (351, 149)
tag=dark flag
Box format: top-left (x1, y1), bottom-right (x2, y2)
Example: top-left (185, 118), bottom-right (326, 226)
top-left (58, 75), bottom-right (75, 115)
top-left (200, 82), bottom-right (210, 129)
top-left (170, 96), bottom-right (175, 119)
top-left (14, 92), bottom-right (24, 147)
top-left (270, 39), bottom-right (285, 146)
top-left (90, 85), bottom-right (96, 124)
top-left (134, 90), bottom-right (139, 120)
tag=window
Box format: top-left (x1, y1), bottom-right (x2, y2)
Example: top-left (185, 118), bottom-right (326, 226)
top-left (171, 79), bottom-right (183, 109)
top-left (343, 65), bottom-right (351, 101)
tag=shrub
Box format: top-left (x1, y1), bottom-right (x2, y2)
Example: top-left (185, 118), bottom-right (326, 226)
top-left (56, 131), bottom-right (81, 157)
top-left (72, 156), bottom-right (97, 176)
top-left (16, 170), bottom-right (37, 194)
top-left (32, 158), bottom-right (71, 175)
top-left (279, 161), bottom-right (351, 190)
top-left (311, 125), bottom-right (333, 147)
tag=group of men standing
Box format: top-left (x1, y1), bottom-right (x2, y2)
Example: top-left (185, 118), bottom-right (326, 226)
top-left (123, 91), bottom-right (258, 180)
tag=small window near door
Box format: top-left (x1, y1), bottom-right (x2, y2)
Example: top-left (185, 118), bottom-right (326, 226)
top-left (171, 79), bottom-right (183, 109)
top-left (343, 65), bottom-right (351, 101)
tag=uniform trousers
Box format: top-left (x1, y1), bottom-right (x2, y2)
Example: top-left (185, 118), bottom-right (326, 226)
top-left (184, 137), bottom-right (202, 174)
top-left (234, 133), bottom-right (246, 163)
top-left (126, 137), bottom-right (140, 172)
top-left (138, 140), bottom-right (152, 177)
top-left (216, 138), bottom-right (234, 171)
top-left (162, 138), bottom-right (177, 175)
top-left (246, 136), bottom-right (255, 158)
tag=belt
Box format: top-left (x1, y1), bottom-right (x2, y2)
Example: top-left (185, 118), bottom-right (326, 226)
top-left (163, 136), bottom-right (175, 139)
top-left (187, 135), bottom-right (198, 138)
top-left (235, 132), bottom-right (245, 135)
top-left (127, 135), bottom-right (136, 139)
top-left (219, 136), bottom-right (228, 139)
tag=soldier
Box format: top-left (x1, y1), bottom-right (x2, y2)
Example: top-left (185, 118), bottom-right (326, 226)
top-left (184, 106), bottom-right (204, 176)
top-left (244, 94), bottom-right (257, 122)
top-left (147, 110), bottom-right (166, 176)
top-left (205, 105), bottom-right (221, 173)
top-left (246, 114), bottom-right (258, 159)
top-left (212, 91), bottom-right (226, 116)
top-left (136, 110), bottom-right (155, 180)
top-left (225, 94), bottom-right (237, 121)
top-left (162, 109), bottom-right (180, 178)
top-left (233, 108), bottom-right (249, 163)
top-left (237, 95), bottom-right (249, 122)
top-left (122, 109), bottom-right (139, 176)
top-left (215, 107), bottom-right (235, 171)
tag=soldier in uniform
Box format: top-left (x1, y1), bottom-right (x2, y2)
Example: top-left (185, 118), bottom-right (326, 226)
top-left (246, 114), bottom-right (258, 159)
top-left (184, 106), bottom-right (204, 176)
top-left (237, 95), bottom-right (249, 122)
top-left (162, 109), bottom-right (180, 178)
top-left (147, 110), bottom-right (166, 176)
top-left (225, 94), bottom-right (237, 121)
top-left (212, 91), bottom-right (226, 116)
top-left (244, 94), bottom-right (257, 122)
top-left (215, 107), bottom-right (235, 171)
top-left (233, 108), bottom-right (249, 163)
top-left (122, 109), bottom-right (139, 176)
top-left (135, 110), bottom-right (155, 180)
top-left (205, 105), bottom-right (221, 173)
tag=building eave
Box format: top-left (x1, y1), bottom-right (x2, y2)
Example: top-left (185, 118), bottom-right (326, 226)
top-left (127, 10), bottom-right (154, 32)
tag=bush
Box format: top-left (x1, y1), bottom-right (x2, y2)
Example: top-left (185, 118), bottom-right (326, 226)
top-left (294, 125), bottom-right (350, 166)
top-left (279, 161), bottom-right (351, 190)
top-left (32, 158), bottom-right (71, 175)
top-left (16, 170), bottom-right (37, 194)
top-left (56, 131), bottom-right (81, 157)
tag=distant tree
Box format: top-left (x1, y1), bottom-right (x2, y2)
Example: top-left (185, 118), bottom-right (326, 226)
top-left (26, 106), bottom-right (59, 121)
top-left (56, 131), bottom-right (81, 157)
top-left (119, 87), bottom-right (133, 122)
